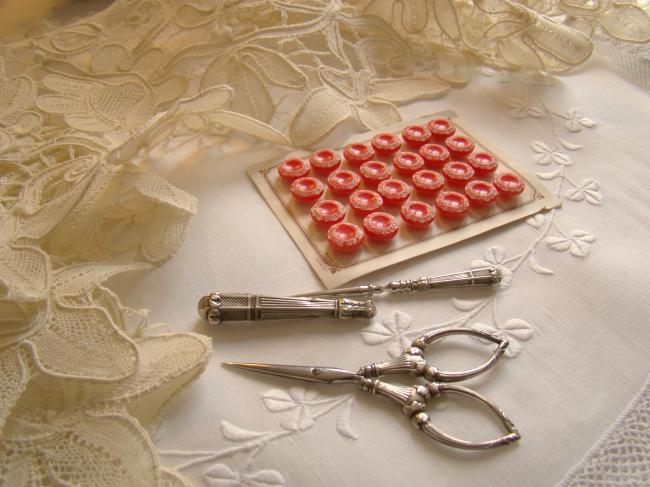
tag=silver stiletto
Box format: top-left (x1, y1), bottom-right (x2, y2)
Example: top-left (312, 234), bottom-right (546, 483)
top-left (198, 266), bottom-right (501, 325)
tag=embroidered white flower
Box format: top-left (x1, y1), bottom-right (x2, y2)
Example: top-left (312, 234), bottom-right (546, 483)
top-left (471, 246), bottom-right (513, 288)
top-left (562, 110), bottom-right (596, 133)
top-left (360, 310), bottom-right (412, 357)
top-left (531, 141), bottom-right (572, 165)
top-left (472, 319), bottom-right (534, 358)
top-left (507, 98), bottom-right (543, 119)
top-left (262, 387), bottom-right (319, 431)
top-left (261, 387), bottom-right (357, 437)
top-left (566, 179), bottom-right (602, 205)
top-left (545, 230), bottom-right (596, 257)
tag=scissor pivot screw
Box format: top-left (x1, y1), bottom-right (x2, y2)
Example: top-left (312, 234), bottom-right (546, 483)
top-left (312, 368), bottom-right (321, 376)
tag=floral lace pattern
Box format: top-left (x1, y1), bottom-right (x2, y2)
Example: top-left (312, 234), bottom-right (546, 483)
top-left (1, 0), bottom-right (650, 486)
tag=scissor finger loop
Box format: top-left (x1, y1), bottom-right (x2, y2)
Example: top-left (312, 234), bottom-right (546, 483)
top-left (359, 327), bottom-right (508, 382)
top-left (359, 377), bottom-right (520, 450)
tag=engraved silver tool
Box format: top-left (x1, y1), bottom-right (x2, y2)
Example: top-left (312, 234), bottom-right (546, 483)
top-left (223, 327), bottom-right (520, 450)
top-left (198, 266), bottom-right (501, 325)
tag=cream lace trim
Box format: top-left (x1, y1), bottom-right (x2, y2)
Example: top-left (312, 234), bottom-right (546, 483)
top-left (1, 1), bottom-right (649, 485)
top-left (558, 373), bottom-right (650, 486)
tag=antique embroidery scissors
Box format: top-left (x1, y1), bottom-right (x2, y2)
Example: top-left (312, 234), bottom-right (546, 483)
top-left (199, 266), bottom-right (501, 324)
top-left (224, 328), bottom-right (520, 450)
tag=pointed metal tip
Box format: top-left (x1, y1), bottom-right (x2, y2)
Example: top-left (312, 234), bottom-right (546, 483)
top-left (222, 361), bottom-right (255, 369)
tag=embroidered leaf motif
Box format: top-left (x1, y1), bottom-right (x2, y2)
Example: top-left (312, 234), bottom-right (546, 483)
top-left (261, 389), bottom-right (297, 412)
top-left (393, 311), bottom-right (413, 332)
top-left (526, 214), bottom-right (546, 229)
top-left (503, 319), bottom-right (534, 341)
top-left (568, 230), bottom-right (596, 257)
top-left (536, 169), bottom-right (561, 180)
top-left (452, 298), bottom-right (483, 311)
top-left (558, 138), bottom-right (582, 150)
top-left (220, 421), bottom-right (267, 442)
top-left (336, 399), bottom-right (358, 440)
top-left (204, 463), bottom-right (238, 481)
top-left (248, 470), bottom-right (285, 486)
top-left (528, 254), bottom-right (554, 275)
top-left (545, 236), bottom-right (572, 252)
top-left (360, 321), bottom-right (393, 345)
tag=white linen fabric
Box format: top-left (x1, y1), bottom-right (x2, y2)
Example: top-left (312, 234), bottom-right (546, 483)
top-left (115, 64), bottom-right (650, 486)
top-left (1, 1), bottom-right (650, 486)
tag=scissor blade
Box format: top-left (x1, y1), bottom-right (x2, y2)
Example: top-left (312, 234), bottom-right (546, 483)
top-left (223, 362), bottom-right (359, 384)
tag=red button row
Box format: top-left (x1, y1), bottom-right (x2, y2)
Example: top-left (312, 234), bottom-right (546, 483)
top-left (278, 118), bottom-right (498, 181)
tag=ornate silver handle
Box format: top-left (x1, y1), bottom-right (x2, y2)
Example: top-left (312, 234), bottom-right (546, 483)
top-left (198, 293), bottom-right (376, 324)
top-left (296, 266), bottom-right (502, 299)
top-left (358, 378), bottom-right (520, 450)
top-left (358, 328), bottom-right (508, 382)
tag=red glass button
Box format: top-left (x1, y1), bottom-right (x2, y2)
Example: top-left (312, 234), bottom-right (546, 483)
top-left (327, 222), bottom-right (364, 252)
top-left (359, 161), bottom-right (392, 186)
top-left (412, 170), bottom-right (445, 196)
top-left (467, 152), bottom-right (498, 176)
top-left (327, 169), bottom-right (361, 196)
top-left (445, 135), bottom-right (475, 159)
top-left (278, 158), bottom-right (310, 181)
top-left (311, 199), bottom-right (346, 227)
top-left (493, 172), bottom-right (525, 197)
top-left (465, 180), bottom-right (498, 207)
top-left (377, 179), bottom-right (411, 206)
top-left (309, 149), bottom-right (341, 174)
top-left (393, 152), bottom-right (425, 176)
top-left (363, 212), bottom-right (399, 241)
top-left (401, 201), bottom-right (435, 228)
top-left (435, 191), bottom-right (469, 219)
top-left (290, 176), bottom-right (324, 202)
top-left (343, 143), bottom-right (374, 165)
top-left (419, 143), bottom-right (450, 167)
top-left (427, 118), bottom-right (456, 142)
top-left (349, 190), bottom-right (383, 216)
top-left (402, 125), bottom-right (432, 148)
top-left (443, 161), bottom-right (475, 187)
top-left (371, 132), bottom-right (402, 156)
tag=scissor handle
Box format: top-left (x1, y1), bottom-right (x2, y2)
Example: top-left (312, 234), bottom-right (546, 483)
top-left (359, 378), bottom-right (520, 450)
top-left (359, 327), bottom-right (508, 382)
